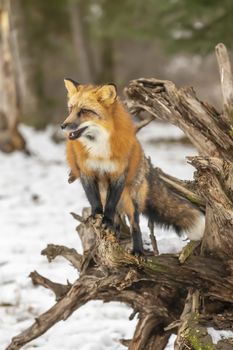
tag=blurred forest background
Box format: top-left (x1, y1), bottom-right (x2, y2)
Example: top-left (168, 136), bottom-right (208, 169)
top-left (0, 0), bottom-right (233, 132)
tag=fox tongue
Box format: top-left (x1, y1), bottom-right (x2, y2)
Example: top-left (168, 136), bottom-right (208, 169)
top-left (69, 126), bottom-right (88, 140)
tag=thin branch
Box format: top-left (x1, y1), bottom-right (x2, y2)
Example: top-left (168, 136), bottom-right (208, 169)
top-left (29, 271), bottom-right (71, 301)
top-left (156, 167), bottom-right (206, 211)
top-left (179, 241), bottom-right (201, 264)
top-left (119, 338), bottom-right (130, 347)
top-left (70, 211), bottom-right (84, 222)
top-left (148, 217), bottom-right (159, 255)
top-left (41, 244), bottom-right (82, 271)
top-left (135, 115), bottom-right (154, 132)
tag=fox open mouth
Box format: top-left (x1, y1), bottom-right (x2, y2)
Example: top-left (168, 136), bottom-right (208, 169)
top-left (69, 126), bottom-right (88, 140)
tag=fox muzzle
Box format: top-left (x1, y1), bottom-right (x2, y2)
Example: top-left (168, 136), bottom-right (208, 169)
top-left (60, 122), bottom-right (79, 131)
top-left (68, 126), bottom-right (89, 140)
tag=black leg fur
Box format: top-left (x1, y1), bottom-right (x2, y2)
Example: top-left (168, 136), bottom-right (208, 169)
top-left (103, 176), bottom-right (125, 229)
top-left (131, 202), bottom-right (144, 255)
top-left (80, 175), bottom-right (103, 216)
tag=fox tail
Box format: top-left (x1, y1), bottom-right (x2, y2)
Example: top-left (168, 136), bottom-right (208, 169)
top-left (143, 166), bottom-right (205, 241)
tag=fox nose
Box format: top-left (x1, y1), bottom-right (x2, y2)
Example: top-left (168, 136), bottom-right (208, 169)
top-left (60, 123), bottom-right (67, 130)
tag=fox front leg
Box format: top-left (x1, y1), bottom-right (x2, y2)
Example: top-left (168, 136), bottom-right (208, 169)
top-left (103, 175), bottom-right (125, 230)
top-left (80, 175), bottom-right (103, 216)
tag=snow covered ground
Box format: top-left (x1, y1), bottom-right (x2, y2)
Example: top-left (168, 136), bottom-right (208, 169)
top-left (0, 122), bottom-right (198, 349)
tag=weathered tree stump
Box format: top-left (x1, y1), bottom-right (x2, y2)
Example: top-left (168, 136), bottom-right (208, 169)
top-left (6, 43), bottom-right (233, 350)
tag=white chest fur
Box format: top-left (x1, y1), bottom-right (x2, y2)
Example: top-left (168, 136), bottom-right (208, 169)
top-left (78, 121), bottom-right (117, 174)
top-left (85, 158), bottom-right (117, 174)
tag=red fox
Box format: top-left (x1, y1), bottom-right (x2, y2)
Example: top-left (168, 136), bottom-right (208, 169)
top-left (61, 79), bottom-right (205, 255)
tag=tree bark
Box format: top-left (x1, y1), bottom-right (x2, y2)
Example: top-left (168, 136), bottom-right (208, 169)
top-left (0, 0), bottom-right (26, 153)
top-left (96, 36), bottom-right (115, 83)
top-left (5, 44), bottom-right (233, 349)
top-left (10, 0), bottom-right (39, 119)
top-left (68, 0), bottom-right (115, 84)
top-left (68, 0), bottom-right (96, 83)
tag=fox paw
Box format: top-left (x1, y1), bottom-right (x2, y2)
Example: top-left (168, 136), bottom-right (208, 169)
top-left (85, 213), bottom-right (102, 225)
top-left (102, 216), bottom-right (117, 234)
top-left (131, 248), bottom-right (144, 257)
top-left (131, 242), bottom-right (144, 257)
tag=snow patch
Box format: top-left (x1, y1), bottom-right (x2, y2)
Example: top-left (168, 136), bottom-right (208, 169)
top-left (208, 327), bottom-right (233, 344)
top-left (185, 213), bottom-right (205, 241)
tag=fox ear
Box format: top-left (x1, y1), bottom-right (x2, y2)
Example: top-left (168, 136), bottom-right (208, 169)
top-left (64, 78), bottom-right (79, 96)
top-left (97, 83), bottom-right (117, 104)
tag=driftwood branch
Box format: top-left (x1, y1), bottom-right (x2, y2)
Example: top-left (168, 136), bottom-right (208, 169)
top-left (155, 167), bottom-right (206, 211)
top-left (41, 244), bottom-right (82, 271)
top-left (6, 275), bottom-right (96, 350)
top-left (125, 82), bottom-right (233, 162)
top-left (135, 115), bottom-right (154, 132)
top-left (6, 215), bottom-right (233, 350)
top-left (29, 271), bottom-right (71, 301)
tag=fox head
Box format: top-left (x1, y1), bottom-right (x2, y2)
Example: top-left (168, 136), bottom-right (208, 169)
top-left (61, 79), bottom-right (117, 142)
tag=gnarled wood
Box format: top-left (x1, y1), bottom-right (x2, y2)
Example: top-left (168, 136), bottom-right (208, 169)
top-left (124, 44), bottom-right (233, 258)
top-left (30, 271), bottom-right (71, 301)
top-left (5, 215), bottom-right (233, 350)
top-left (125, 80), bottom-right (233, 161)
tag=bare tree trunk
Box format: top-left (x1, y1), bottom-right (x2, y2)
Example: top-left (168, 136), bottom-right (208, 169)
top-left (96, 36), bottom-right (115, 83)
top-left (5, 44), bottom-right (233, 350)
top-left (0, 0), bottom-right (25, 153)
top-left (68, 0), bottom-right (115, 84)
top-left (10, 0), bottom-right (39, 118)
top-left (96, 0), bottom-right (115, 84)
top-left (68, 0), bottom-right (96, 83)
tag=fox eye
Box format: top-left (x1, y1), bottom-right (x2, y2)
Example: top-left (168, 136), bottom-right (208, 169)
top-left (81, 108), bottom-right (93, 114)
top-left (77, 108), bottom-right (93, 117)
